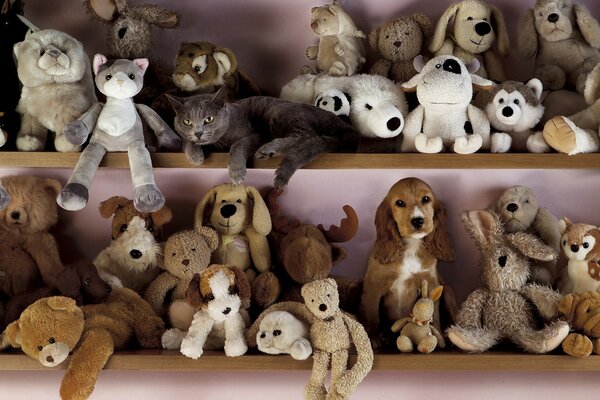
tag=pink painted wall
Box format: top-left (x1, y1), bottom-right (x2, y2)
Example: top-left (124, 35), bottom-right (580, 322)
top-left (2, 0), bottom-right (600, 399)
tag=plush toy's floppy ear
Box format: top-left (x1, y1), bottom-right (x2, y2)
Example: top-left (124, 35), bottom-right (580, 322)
top-left (574, 4), bottom-right (600, 48)
top-left (331, 245), bottom-right (348, 266)
top-left (86, 0), bottom-right (119, 23)
top-left (150, 205), bottom-right (173, 227)
top-left (412, 13), bottom-right (433, 38)
top-left (246, 186), bottom-right (272, 236)
top-left (2, 320), bottom-right (21, 349)
top-left (461, 210), bottom-right (501, 249)
top-left (186, 273), bottom-right (204, 309)
top-left (428, 2), bottom-right (460, 53)
top-left (525, 78), bottom-right (544, 101)
top-left (558, 217), bottom-right (573, 235)
top-left (99, 196), bottom-right (130, 218)
top-left (47, 297), bottom-right (80, 313)
top-left (517, 9), bottom-right (538, 59)
top-left (231, 266), bottom-right (251, 309)
top-left (133, 58), bottom-right (149, 75)
top-left (213, 47), bottom-right (237, 77)
top-left (401, 57), bottom-right (425, 92)
top-left (210, 86), bottom-right (228, 107)
top-left (93, 53), bottom-right (108, 76)
top-left (194, 187), bottom-right (218, 230)
top-left (165, 94), bottom-right (186, 113)
top-left (471, 72), bottom-right (495, 91)
top-left (507, 232), bottom-right (557, 262)
top-left (368, 26), bottom-right (381, 51)
top-left (490, 5), bottom-right (509, 56)
top-left (138, 4), bottom-right (179, 29)
top-left (43, 178), bottom-right (62, 197)
top-left (195, 226), bottom-right (219, 252)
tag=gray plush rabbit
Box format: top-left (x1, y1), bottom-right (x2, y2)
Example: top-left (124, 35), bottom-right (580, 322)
top-left (447, 210), bottom-right (569, 353)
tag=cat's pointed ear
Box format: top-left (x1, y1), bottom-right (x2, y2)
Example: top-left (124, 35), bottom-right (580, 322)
top-left (210, 86), bottom-right (228, 107)
top-left (165, 94), bottom-right (186, 113)
top-left (133, 58), bottom-right (150, 75)
top-left (93, 54), bottom-right (109, 76)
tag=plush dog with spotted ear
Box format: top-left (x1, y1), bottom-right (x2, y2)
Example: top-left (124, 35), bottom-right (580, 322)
top-left (400, 55), bottom-right (493, 154)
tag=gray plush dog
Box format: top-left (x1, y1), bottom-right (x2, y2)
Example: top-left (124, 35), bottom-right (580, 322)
top-left (57, 54), bottom-right (180, 213)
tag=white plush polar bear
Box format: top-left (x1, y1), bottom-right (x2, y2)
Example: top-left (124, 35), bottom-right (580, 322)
top-left (400, 55), bottom-right (493, 154)
top-left (256, 311), bottom-right (312, 360)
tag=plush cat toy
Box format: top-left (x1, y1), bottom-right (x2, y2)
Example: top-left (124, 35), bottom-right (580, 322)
top-left (166, 87), bottom-right (360, 189)
top-left (57, 55), bottom-right (180, 213)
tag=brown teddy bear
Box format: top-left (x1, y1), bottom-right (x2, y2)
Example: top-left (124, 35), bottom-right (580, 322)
top-left (559, 291), bottom-right (600, 358)
top-left (0, 288), bottom-right (165, 400)
top-left (368, 14), bottom-right (433, 83)
top-left (144, 226), bottom-right (219, 331)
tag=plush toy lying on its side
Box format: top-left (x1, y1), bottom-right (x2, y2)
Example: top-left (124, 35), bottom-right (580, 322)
top-left (255, 311), bottom-right (312, 360)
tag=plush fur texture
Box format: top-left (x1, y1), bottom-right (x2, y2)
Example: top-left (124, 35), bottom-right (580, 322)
top-left (314, 88), bottom-right (351, 123)
top-left (491, 185), bottom-right (561, 286)
top-left (369, 14), bottom-right (433, 83)
top-left (1, 289), bottom-right (164, 400)
top-left (168, 87), bottom-right (360, 189)
top-left (429, 0), bottom-right (509, 81)
top-left (92, 196), bottom-right (173, 295)
top-left (518, 0), bottom-right (600, 94)
top-left (57, 55), bottom-right (180, 213)
top-left (400, 55), bottom-right (493, 154)
top-left (559, 291), bottom-right (600, 357)
top-left (14, 29), bottom-right (96, 152)
top-left (447, 210), bottom-right (569, 354)
top-left (303, 0), bottom-right (366, 76)
top-left (247, 279), bottom-right (373, 400)
top-left (360, 178), bottom-right (456, 345)
top-left (558, 218), bottom-right (600, 294)
top-left (255, 310), bottom-right (312, 360)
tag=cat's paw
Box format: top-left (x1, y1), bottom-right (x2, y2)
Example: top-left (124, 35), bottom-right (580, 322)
top-left (16, 134), bottom-right (43, 152)
top-left (0, 186), bottom-right (9, 210)
top-left (64, 120), bottom-right (89, 146)
top-left (57, 183), bottom-right (89, 211)
top-left (157, 129), bottom-right (182, 151)
top-left (133, 184), bottom-right (165, 213)
top-left (229, 163), bottom-right (247, 185)
top-left (255, 143), bottom-right (281, 159)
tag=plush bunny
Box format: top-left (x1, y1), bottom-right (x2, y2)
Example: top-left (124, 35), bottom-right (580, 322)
top-left (447, 210), bottom-right (569, 354)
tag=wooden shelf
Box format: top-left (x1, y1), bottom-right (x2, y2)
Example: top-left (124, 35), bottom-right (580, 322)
top-left (0, 152), bottom-right (600, 169)
top-left (1, 350), bottom-right (599, 371)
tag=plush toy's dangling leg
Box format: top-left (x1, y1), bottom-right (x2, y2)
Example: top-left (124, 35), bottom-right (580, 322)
top-left (447, 326), bottom-right (501, 353)
top-left (305, 351), bottom-right (329, 400)
top-left (128, 142), bottom-right (164, 213)
top-left (0, 184), bottom-right (9, 210)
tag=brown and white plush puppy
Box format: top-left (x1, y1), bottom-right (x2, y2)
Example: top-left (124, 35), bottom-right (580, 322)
top-left (360, 178), bottom-right (455, 342)
top-left (173, 265), bottom-right (251, 358)
top-left (428, 0), bottom-right (509, 81)
top-left (93, 196), bottom-right (173, 295)
top-left (518, 0), bottom-right (600, 94)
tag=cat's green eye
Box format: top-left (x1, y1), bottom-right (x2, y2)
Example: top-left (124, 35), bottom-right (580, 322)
top-left (183, 119), bottom-right (192, 126)
top-left (204, 116), bottom-right (214, 124)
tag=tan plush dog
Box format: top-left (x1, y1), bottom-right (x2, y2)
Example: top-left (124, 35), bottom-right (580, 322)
top-left (518, 0), bottom-right (600, 94)
top-left (428, 0), bottom-right (509, 81)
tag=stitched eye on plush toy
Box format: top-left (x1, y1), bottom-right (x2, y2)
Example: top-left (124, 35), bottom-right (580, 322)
top-left (395, 200), bottom-right (406, 207)
top-left (204, 116), bottom-right (214, 124)
top-left (385, 34), bottom-right (390, 39)
top-left (205, 293), bottom-right (215, 301)
top-left (498, 256), bottom-right (507, 267)
top-left (37, 345), bottom-right (43, 351)
top-left (119, 224), bottom-right (127, 233)
top-left (422, 196), bottom-right (430, 204)
top-left (524, 199), bottom-right (529, 203)
top-left (106, 74), bottom-right (112, 81)
top-left (183, 119), bottom-right (192, 126)
top-left (365, 104), bottom-right (372, 110)
top-left (49, 338), bottom-right (55, 344)
top-left (584, 242), bottom-right (590, 248)
top-left (273, 330), bottom-right (281, 336)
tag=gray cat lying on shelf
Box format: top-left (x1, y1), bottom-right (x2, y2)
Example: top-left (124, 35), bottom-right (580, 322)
top-left (166, 87), bottom-right (360, 188)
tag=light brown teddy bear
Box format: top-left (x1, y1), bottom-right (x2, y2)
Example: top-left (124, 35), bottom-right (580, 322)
top-left (248, 278), bottom-right (373, 400)
top-left (144, 226), bottom-right (219, 332)
top-left (0, 288), bottom-right (165, 400)
top-left (559, 291), bottom-right (600, 358)
top-left (369, 14), bottom-right (433, 83)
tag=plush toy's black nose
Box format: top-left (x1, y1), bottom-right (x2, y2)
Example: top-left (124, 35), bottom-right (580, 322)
top-left (387, 117), bottom-right (401, 131)
top-left (502, 107), bottom-right (514, 117)
top-left (548, 13), bottom-right (559, 23)
top-left (571, 244), bottom-right (579, 253)
top-left (319, 304), bottom-right (327, 312)
top-left (46, 355), bottom-right (54, 363)
top-left (411, 217), bottom-right (424, 229)
top-left (475, 21), bottom-right (491, 36)
top-left (130, 249), bottom-right (142, 259)
top-left (506, 203), bottom-right (518, 213)
top-left (220, 204), bottom-right (237, 218)
top-left (442, 59), bottom-right (461, 74)
top-left (181, 259), bottom-right (190, 266)
top-left (223, 307), bottom-right (231, 315)
top-left (10, 211), bottom-right (20, 220)
top-left (393, 41), bottom-right (402, 48)
top-left (118, 26), bottom-right (128, 39)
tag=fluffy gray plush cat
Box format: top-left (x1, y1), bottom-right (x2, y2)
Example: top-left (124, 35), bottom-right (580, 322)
top-left (167, 88), bottom-right (360, 188)
top-left (57, 54), bottom-right (180, 213)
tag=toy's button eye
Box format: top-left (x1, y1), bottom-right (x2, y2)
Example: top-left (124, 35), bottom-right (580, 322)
top-left (514, 99), bottom-right (520, 105)
top-left (147, 225), bottom-right (154, 232)
top-left (221, 200), bottom-right (227, 203)
top-left (183, 119), bottom-right (192, 126)
top-left (236, 199), bottom-right (242, 203)
top-left (584, 243), bottom-right (590, 249)
top-left (172, 252), bottom-right (176, 256)
top-left (119, 224), bottom-right (127, 233)
top-left (205, 293), bottom-right (215, 301)
top-left (49, 338), bottom-right (55, 344)
top-left (422, 196), bottom-right (430, 204)
top-left (128, 73), bottom-right (135, 80)
top-left (499, 99), bottom-right (504, 104)
top-left (106, 74), bottom-right (112, 81)
top-left (563, 240), bottom-right (567, 246)
top-left (467, 17), bottom-right (473, 21)
top-left (191, 248), bottom-right (196, 252)
top-left (365, 103), bottom-right (373, 110)
top-left (273, 330), bottom-right (281, 336)
top-left (38, 346), bottom-right (43, 351)
top-left (435, 64), bottom-right (441, 69)
top-left (395, 200), bottom-right (406, 207)
top-left (194, 65), bottom-right (201, 72)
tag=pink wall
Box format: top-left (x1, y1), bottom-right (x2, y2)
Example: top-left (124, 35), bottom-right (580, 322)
top-left (2, 0), bottom-right (600, 399)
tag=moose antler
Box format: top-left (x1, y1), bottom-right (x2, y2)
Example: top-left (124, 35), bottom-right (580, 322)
top-left (266, 188), bottom-right (301, 234)
top-left (318, 205), bottom-right (358, 243)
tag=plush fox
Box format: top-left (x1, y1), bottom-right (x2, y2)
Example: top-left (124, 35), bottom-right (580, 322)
top-left (559, 218), bottom-right (600, 294)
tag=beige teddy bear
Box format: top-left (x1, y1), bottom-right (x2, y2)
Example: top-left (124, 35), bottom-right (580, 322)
top-left (369, 14), bottom-right (433, 83)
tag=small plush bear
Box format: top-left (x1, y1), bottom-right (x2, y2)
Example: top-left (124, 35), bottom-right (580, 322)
top-left (369, 14), bottom-right (433, 83)
top-left (559, 291), bottom-right (600, 358)
top-left (255, 310), bottom-right (312, 360)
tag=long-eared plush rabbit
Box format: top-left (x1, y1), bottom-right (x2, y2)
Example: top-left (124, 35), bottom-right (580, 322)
top-left (448, 210), bottom-right (569, 353)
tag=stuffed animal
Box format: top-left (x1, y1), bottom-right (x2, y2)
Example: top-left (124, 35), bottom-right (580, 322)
top-left (13, 29), bottom-right (96, 152)
top-left (0, 289), bottom-right (164, 400)
top-left (429, 0), bottom-right (509, 81)
top-left (491, 185), bottom-right (561, 286)
top-left (144, 227), bottom-right (219, 333)
top-left (447, 210), bottom-right (569, 353)
top-left (476, 79), bottom-right (549, 153)
top-left (248, 279), bottom-right (373, 400)
top-left (172, 265), bottom-right (251, 358)
top-left (557, 218), bottom-right (600, 294)
top-left (255, 310), bottom-right (312, 360)
top-left (558, 291), bottom-right (600, 358)
top-left (93, 196), bottom-right (173, 295)
top-left (57, 55), bottom-right (180, 213)
top-left (400, 55), bottom-right (493, 154)
top-left (369, 14), bottom-right (433, 83)
top-left (518, 0), bottom-right (600, 94)
top-left (314, 88), bottom-right (351, 124)
top-left (0, 185), bottom-right (8, 211)
top-left (391, 280), bottom-right (445, 354)
top-left (302, 0), bottom-right (366, 76)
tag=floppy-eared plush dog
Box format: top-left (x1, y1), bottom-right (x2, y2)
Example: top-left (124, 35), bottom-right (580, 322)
top-left (518, 0), bottom-right (600, 94)
top-left (429, 0), bottom-right (509, 82)
top-left (360, 178), bottom-right (456, 345)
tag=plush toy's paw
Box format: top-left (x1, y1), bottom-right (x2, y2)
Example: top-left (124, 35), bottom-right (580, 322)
top-left (305, 46), bottom-right (318, 60)
top-left (491, 133), bottom-right (512, 153)
top-left (64, 120), bottom-right (89, 146)
top-left (453, 134), bottom-right (483, 154)
top-left (543, 117), bottom-right (584, 155)
top-left (527, 131), bottom-right (551, 153)
top-left (162, 328), bottom-right (186, 349)
top-left (290, 338), bottom-right (313, 360)
top-left (300, 65), bottom-right (316, 75)
top-left (334, 43), bottom-right (345, 56)
top-left (133, 184), bottom-right (165, 213)
top-left (305, 383), bottom-right (327, 400)
top-left (329, 61), bottom-right (348, 76)
top-left (0, 186), bottom-right (9, 210)
top-left (135, 316), bottom-right (165, 348)
top-left (229, 163), bottom-right (247, 185)
top-left (417, 335), bottom-right (438, 354)
top-left (157, 129), bottom-right (182, 151)
top-left (57, 183), bottom-right (89, 211)
top-left (415, 134), bottom-right (443, 153)
top-left (55, 134), bottom-right (81, 152)
top-left (540, 322), bottom-right (570, 353)
top-left (0, 128), bottom-right (6, 148)
top-left (224, 338), bottom-right (248, 357)
top-left (180, 337), bottom-right (204, 359)
top-left (396, 335), bottom-right (414, 353)
top-left (562, 333), bottom-right (593, 358)
top-left (16, 134), bottom-right (43, 151)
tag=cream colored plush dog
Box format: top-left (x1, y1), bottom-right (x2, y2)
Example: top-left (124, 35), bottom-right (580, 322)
top-left (428, 0), bottom-right (509, 82)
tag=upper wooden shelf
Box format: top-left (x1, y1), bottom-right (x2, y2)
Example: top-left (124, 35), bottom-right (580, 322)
top-left (0, 152), bottom-right (600, 169)
top-left (1, 350), bottom-right (599, 371)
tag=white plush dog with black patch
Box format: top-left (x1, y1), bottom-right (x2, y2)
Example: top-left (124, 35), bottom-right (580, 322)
top-left (400, 55), bottom-right (493, 154)
top-left (256, 311), bottom-right (312, 360)
top-left (314, 88), bottom-right (351, 124)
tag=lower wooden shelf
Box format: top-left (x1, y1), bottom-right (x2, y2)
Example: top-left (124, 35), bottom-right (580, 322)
top-left (1, 350), bottom-right (598, 371)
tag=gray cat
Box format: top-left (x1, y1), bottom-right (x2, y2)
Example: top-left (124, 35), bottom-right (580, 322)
top-left (166, 87), bottom-right (360, 188)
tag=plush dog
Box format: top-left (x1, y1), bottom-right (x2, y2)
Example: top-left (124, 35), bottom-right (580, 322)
top-left (13, 29), bottom-right (97, 152)
top-left (369, 14), bottom-right (433, 83)
top-left (558, 218), bottom-right (600, 294)
top-left (400, 55), bottom-right (493, 154)
top-left (559, 291), bottom-right (600, 357)
top-left (429, 0), bottom-right (509, 82)
top-left (92, 196), bottom-right (173, 295)
top-left (255, 310), bottom-right (312, 360)
top-left (518, 0), bottom-right (600, 94)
